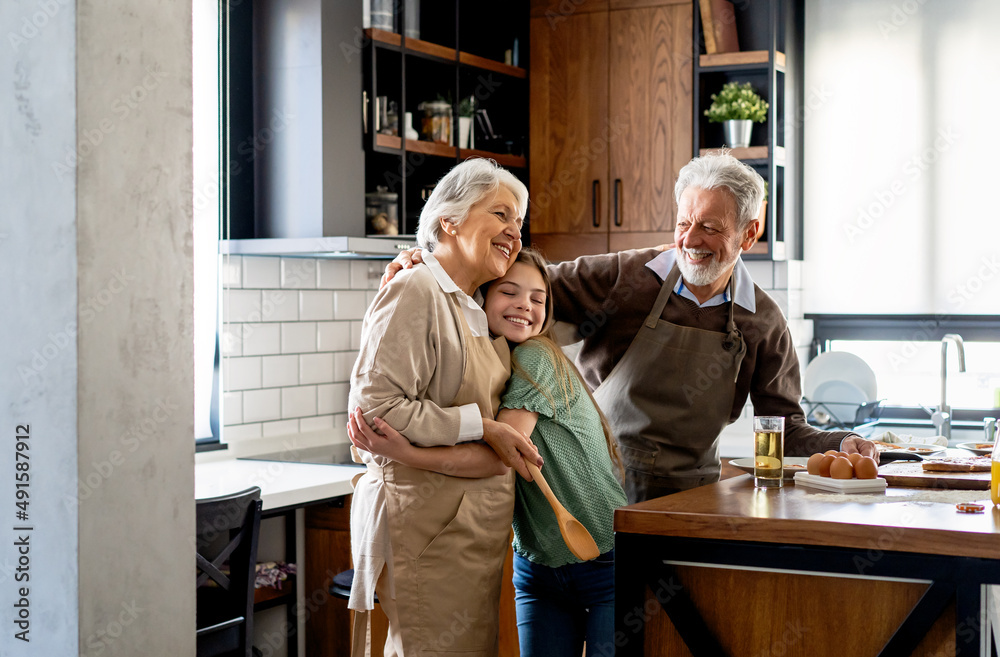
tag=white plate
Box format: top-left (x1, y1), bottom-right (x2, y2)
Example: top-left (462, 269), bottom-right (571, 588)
top-left (729, 457), bottom-right (810, 480)
top-left (873, 442), bottom-right (946, 456)
top-left (956, 442), bottom-right (995, 456)
top-left (803, 352), bottom-right (877, 402)
top-left (793, 472), bottom-right (887, 493)
top-left (811, 379), bottom-right (868, 407)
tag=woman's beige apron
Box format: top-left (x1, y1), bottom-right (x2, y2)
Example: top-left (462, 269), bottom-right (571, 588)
top-left (593, 264), bottom-right (746, 503)
top-left (354, 297), bottom-right (514, 657)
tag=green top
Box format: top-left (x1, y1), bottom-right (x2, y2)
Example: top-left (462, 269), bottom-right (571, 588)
top-left (500, 340), bottom-right (628, 568)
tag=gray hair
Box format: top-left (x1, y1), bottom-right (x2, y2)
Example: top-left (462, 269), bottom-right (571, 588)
top-left (416, 159), bottom-right (529, 251)
top-left (674, 152), bottom-right (766, 231)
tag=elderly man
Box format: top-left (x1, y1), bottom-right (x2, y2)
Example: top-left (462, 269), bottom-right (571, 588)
top-left (546, 153), bottom-right (876, 502)
top-left (384, 153), bottom-right (877, 503)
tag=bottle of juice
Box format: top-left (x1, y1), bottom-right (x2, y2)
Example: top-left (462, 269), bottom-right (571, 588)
top-left (989, 418), bottom-right (1000, 505)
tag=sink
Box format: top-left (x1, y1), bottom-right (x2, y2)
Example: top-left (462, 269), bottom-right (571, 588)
top-left (239, 442), bottom-right (362, 466)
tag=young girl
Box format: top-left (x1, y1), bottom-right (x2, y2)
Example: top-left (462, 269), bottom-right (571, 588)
top-left (349, 249), bottom-right (627, 657)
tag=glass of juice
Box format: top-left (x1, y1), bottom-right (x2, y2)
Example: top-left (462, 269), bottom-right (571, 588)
top-left (990, 428), bottom-right (1000, 506)
top-left (753, 416), bottom-right (785, 489)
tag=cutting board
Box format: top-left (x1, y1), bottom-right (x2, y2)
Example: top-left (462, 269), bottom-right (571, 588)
top-left (878, 461), bottom-right (991, 490)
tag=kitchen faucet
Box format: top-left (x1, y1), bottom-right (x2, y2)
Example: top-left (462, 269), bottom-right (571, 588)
top-left (931, 334), bottom-right (966, 440)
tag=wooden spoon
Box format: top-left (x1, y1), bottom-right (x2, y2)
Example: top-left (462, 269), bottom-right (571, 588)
top-left (526, 462), bottom-right (600, 561)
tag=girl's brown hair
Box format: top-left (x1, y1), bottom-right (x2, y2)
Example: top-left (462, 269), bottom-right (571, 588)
top-left (494, 248), bottom-right (624, 478)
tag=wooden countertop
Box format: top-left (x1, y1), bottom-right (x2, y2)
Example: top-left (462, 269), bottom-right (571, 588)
top-left (614, 475), bottom-right (1000, 560)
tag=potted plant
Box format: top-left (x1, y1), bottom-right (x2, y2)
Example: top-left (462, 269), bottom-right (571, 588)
top-left (704, 81), bottom-right (769, 149)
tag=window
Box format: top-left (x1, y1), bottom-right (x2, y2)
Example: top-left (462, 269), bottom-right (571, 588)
top-left (193, 1), bottom-right (223, 444)
top-left (809, 314), bottom-right (1000, 425)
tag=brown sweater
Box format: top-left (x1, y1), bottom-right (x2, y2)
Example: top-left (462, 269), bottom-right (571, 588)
top-left (547, 248), bottom-right (854, 456)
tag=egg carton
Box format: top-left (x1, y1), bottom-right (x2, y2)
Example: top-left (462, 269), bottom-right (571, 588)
top-left (793, 472), bottom-right (887, 493)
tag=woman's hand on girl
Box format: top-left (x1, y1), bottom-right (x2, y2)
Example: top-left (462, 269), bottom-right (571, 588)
top-left (482, 418), bottom-right (543, 482)
top-left (348, 408), bottom-right (413, 462)
top-left (381, 248), bottom-right (425, 288)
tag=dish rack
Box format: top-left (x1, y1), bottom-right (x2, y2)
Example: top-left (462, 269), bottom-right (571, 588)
top-left (800, 398), bottom-right (883, 431)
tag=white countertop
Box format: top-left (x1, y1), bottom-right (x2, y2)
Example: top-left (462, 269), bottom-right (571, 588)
top-left (195, 458), bottom-right (360, 510)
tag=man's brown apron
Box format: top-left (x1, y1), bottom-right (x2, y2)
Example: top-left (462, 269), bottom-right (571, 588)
top-left (593, 264), bottom-right (746, 503)
top-left (354, 297), bottom-right (514, 657)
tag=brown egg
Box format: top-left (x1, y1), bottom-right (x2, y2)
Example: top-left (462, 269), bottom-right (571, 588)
top-left (818, 454), bottom-right (836, 477)
top-left (807, 453), bottom-right (826, 475)
top-left (830, 456), bottom-right (855, 479)
top-left (824, 450), bottom-right (839, 456)
top-left (855, 456), bottom-right (878, 479)
top-left (847, 452), bottom-right (864, 466)
top-left (836, 451), bottom-right (850, 458)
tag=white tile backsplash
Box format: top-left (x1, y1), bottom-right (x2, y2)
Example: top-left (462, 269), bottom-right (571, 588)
top-left (300, 353), bottom-right (334, 385)
top-left (261, 289), bottom-right (299, 322)
top-left (300, 414), bottom-right (335, 432)
top-left (281, 258), bottom-right (318, 289)
top-left (351, 260), bottom-right (371, 290)
top-left (226, 356), bottom-right (262, 391)
top-left (317, 321), bottom-right (351, 352)
top-left (743, 261), bottom-right (774, 289)
top-left (224, 289), bottom-right (261, 323)
top-left (243, 388), bottom-right (282, 423)
top-left (223, 391), bottom-right (243, 426)
top-left (281, 322), bottom-right (317, 354)
top-left (319, 382), bottom-right (350, 415)
top-left (222, 255), bottom-right (242, 287)
top-left (223, 423), bottom-right (262, 442)
top-left (334, 290), bottom-right (370, 320)
top-left (317, 260), bottom-right (351, 289)
top-left (334, 351), bottom-right (359, 382)
top-left (773, 261), bottom-right (788, 289)
top-left (282, 385), bottom-right (318, 418)
top-left (222, 256), bottom-right (387, 436)
top-left (243, 256), bottom-right (281, 289)
top-left (242, 322), bottom-right (281, 356)
top-left (300, 290), bottom-right (335, 321)
top-left (262, 354), bottom-right (299, 388)
top-left (787, 260), bottom-right (803, 290)
top-left (262, 419), bottom-right (300, 437)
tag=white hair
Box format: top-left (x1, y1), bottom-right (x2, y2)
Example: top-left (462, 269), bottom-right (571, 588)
top-left (674, 152), bottom-right (766, 230)
top-left (416, 159), bottom-right (529, 251)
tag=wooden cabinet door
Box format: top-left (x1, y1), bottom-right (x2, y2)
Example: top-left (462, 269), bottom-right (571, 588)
top-left (607, 3), bottom-right (692, 251)
top-left (529, 11), bottom-right (610, 260)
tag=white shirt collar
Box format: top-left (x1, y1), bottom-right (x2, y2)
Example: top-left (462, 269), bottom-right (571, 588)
top-left (644, 249), bottom-right (757, 313)
top-left (422, 252), bottom-right (490, 336)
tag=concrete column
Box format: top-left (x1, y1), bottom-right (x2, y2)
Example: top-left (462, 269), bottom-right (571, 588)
top-left (1, 0), bottom-right (195, 654)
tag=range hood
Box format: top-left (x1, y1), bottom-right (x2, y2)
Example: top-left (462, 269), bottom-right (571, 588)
top-left (221, 236), bottom-right (416, 259)
top-left (224, 0), bottom-right (416, 259)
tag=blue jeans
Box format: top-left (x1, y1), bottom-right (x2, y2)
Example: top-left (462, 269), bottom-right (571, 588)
top-left (512, 550), bottom-right (616, 657)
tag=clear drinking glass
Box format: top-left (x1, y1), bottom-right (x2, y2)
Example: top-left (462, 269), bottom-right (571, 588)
top-left (753, 416), bottom-right (785, 488)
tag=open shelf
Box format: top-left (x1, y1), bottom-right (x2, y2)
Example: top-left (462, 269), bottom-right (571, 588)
top-left (460, 148), bottom-right (526, 169)
top-left (405, 140), bottom-right (457, 158)
top-left (253, 574), bottom-right (296, 611)
top-left (366, 29), bottom-right (527, 78)
top-left (700, 50), bottom-right (785, 70)
top-left (458, 52), bottom-right (527, 79)
top-left (376, 134), bottom-right (402, 151)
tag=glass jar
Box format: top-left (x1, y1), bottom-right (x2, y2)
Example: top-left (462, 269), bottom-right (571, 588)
top-left (365, 186), bottom-right (399, 235)
top-left (418, 100), bottom-right (451, 145)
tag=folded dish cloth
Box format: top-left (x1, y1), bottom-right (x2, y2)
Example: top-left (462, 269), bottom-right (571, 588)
top-left (874, 430), bottom-right (949, 447)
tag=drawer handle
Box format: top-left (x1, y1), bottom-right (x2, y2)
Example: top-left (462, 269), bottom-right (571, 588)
top-left (592, 180), bottom-right (601, 228)
top-left (614, 178), bottom-right (623, 227)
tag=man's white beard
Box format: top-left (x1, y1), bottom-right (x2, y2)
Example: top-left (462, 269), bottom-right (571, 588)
top-left (676, 246), bottom-right (741, 287)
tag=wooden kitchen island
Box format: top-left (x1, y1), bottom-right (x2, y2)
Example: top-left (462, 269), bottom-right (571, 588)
top-left (614, 474), bottom-right (1000, 656)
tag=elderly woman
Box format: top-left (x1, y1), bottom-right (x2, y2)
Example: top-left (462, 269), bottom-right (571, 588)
top-left (348, 159), bottom-right (540, 657)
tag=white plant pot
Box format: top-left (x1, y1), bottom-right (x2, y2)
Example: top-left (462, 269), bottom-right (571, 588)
top-left (459, 116), bottom-right (473, 149)
top-left (723, 119), bottom-right (753, 148)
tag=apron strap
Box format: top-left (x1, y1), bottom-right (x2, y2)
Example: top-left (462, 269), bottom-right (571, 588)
top-left (646, 262), bottom-right (746, 381)
top-left (352, 608), bottom-right (372, 657)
